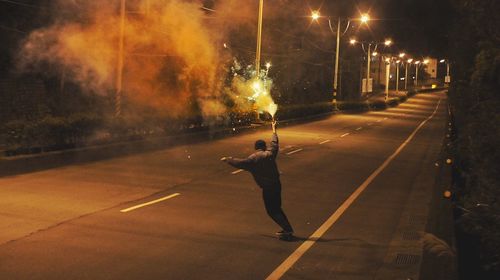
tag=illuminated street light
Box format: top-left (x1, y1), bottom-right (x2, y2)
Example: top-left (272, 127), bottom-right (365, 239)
top-left (311, 11), bottom-right (320, 21)
top-left (415, 61), bottom-right (422, 86)
top-left (384, 39), bottom-right (392, 46)
top-left (372, 51), bottom-right (378, 57)
top-left (399, 53), bottom-right (405, 58)
top-left (350, 38), bottom-right (357, 45)
top-left (311, 11), bottom-right (370, 103)
top-left (361, 14), bottom-right (370, 24)
top-left (440, 59), bottom-right (451, 84)
top-left (407, 58), bottom-right (413, 63)
top-left (423, 59), bottom-right (430, 64)
top-left (265, 62), bottom-right (272, 69)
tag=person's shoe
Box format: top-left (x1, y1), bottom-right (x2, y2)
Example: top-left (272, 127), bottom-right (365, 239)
top-left (275, 230), bottom-right (293, 236)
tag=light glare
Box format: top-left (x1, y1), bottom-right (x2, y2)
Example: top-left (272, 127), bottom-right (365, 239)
top-left (361, 14), bottom-right (370, 23)
top-left (311, 11), bottom-right (320, 21)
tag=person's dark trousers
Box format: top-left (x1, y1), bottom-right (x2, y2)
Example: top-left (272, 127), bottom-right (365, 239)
top-left (262, 185), bottom-right (293, 232)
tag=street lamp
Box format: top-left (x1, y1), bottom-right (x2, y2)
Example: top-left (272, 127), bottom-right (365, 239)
top-left (440, 59), bottom-right (451, 84)
top-left (311, 11), bottom-right (320, 21)
top-left (361, 14), bottom-right (370, 24)
top-left (405, 58), bottom-right (413, 90)
top-left (253, 0), bottom-right (264, 121)
top-left (384, 56), bottom-right (391, 100)
top-left (350, 38), bottom-right (393, 96)
top-left (414, 60), bottom-right (421, 86)
top-left (311, 11), bottom-right (369, 106)
top-left (115, 0), bottom-right (126, 117)
top-left (255, 0), bottom-right (264, 77)
top-left (396, 59), bottom-right (401, 93)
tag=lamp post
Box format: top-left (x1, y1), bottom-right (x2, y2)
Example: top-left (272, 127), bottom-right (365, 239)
top-left (405, 58), bottom-right (413, 90)
top-left (414, 60), bottom-right (420, 86)
top-left (440, 59), bottom-right (451, 84)
top-left (395, 60), bottom-right (401, 93)
top-left (253, 0), bottom-right (264, 121)
top-left (350, 38), bottom-right (392, 96)
top-left (384, 57), bottom-right (391, 100)
top-left (255, 0), bottom-right (264, 77)
top-left (312, 12), bottom-right (369, 105)
top-left (115, 0), bottom-right (126, 117)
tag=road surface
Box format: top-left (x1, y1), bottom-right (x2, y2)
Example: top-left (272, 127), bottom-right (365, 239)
top-left (0, 91), bottom-right (448, 279)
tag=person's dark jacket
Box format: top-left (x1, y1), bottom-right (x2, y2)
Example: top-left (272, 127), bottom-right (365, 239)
top-left (227, 133), bottom-right (280, 189)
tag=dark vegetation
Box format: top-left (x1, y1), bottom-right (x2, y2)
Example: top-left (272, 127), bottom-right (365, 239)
top-left (447, 0), bottom-right (500, 278)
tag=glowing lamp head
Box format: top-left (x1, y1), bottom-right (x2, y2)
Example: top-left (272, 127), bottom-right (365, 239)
top-left (384, 39), bottom-right (392, 46)
top-left (396, 60), bottom-right (401, 64)
top-left (311, 11), bottom-right (320, 21)
top-left (265, 62), bottom-right (272, 69)
top-left (372, 51), bottom-right (378, 57)
top-left (360, 14), bottom-right (370, 24)
top-left (349, 38), bottom-right (357, 45)
top-left (440, 59), bottom-right (446, 63)
top-left (407, 58), bottom-right (413, 63)
top-left (423, 59), bottom-right (430, 64)
top-left (415, 60), bottom-right (421, 65)
top-left (399, 53), bottom-right (405, 58)
top-left (385, 57), bottom-right (390, 63)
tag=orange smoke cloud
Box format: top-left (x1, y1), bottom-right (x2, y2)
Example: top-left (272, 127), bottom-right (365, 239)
top-left (18, 0), bottom-right (240, 118)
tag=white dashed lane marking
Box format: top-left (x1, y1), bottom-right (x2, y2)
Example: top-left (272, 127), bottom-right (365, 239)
top-left (340, 133), bottom-right (350, 138)
top-left (120, 193), bottom-right (181, 213)
top-left (231, 169), bottom-right (244, 175)
top-left (319, 140), bottom-right (331, 145)
top-left (286, 148), bottom-right (303, 155)
top-left (356, 127), bottom-right (363, 131)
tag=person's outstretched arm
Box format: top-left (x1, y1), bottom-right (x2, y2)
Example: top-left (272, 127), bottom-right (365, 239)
top-left (221, 156), bottom-right (253, 170)
top-left (270, 120), bottom-right (279, 158)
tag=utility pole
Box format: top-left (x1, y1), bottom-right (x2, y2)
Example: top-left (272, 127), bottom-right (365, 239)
top-left (115, 0), bottom-right (126, 117)
top-left (255, 0), bottom-right (264, 77)
top-left (366, 43), bottom-right (371, 95)
top-left (333, 17), bottom-right (340, 107)
top-left (396, 61), bottom-right (400, 93)
top-left (404, 62), bottom-right (409, 90)
top-left (385, 59), bottom-right (390, 100)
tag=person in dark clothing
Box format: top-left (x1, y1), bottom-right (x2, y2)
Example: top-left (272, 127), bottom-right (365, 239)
top-left (221, 120), bottom-right (294, 238)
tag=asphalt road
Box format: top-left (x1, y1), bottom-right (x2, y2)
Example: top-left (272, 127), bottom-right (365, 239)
top-left (0, 91), bottom-right (448, 279)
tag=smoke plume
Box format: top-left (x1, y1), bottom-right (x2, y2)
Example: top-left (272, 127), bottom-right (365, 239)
top-left (18, 0), bottom-right (277, 120)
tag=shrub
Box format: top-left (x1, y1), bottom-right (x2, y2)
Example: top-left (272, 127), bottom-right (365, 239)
top-left (368, 100), bottom-right (387, 110)
top-left (337, 100), bottom-right (370, 112)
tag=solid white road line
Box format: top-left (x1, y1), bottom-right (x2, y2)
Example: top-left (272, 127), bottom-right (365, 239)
top-left (340, 133), bottom-right (350, 138)
top-left (120, 193), bottom-right (181, 213)
top-left (265, 99), bottom-right (442, 280)
top-left (231, 169), bottom-right (244, 175)
top-left (286, 148), bottom-right (303, 155)
top-left (356, 127), bottom-right (363, 131)
top-left (319, 139), bottom-right (332, 145)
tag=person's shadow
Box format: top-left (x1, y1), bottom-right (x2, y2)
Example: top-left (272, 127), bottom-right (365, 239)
top-left (260, 234), bottom-right (337, 242)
